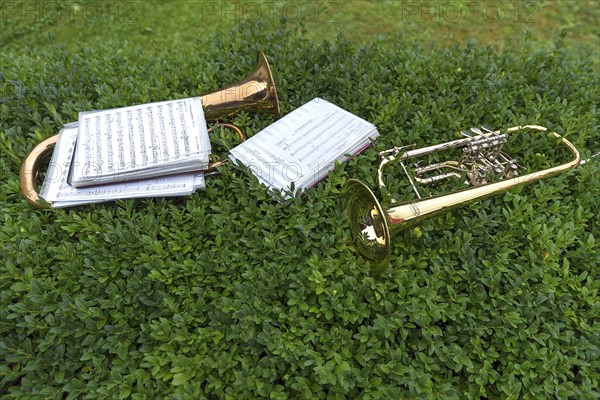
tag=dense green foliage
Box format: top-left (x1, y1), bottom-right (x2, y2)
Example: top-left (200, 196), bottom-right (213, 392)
top-left (1, 22), bottom-right (599, 399)
top-left (3, 0), bottom-right (599, 67)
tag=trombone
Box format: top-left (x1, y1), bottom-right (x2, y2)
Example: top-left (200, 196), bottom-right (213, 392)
top-left (20, 51), bottom-right (280, 208)
top-left (341, 125), bottom-right (598, 273)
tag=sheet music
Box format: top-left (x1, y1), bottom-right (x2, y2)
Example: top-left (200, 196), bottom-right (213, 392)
top-left (229, 98), bottom-right (378, 196)
top-left (70, 97), bottom-right (210, 187)
top-left (40, 124), bottom-right (205, 208)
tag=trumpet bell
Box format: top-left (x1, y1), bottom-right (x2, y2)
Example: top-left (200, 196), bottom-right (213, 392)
top-left (341, 125), bottom-right (584, 273)
top-left (341, 179), bottom-right (391, 273)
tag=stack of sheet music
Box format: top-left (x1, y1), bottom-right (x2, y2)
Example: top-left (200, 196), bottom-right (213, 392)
top-left (39, 97), bottom-right (210, 208)
top-left (229, 98), bottom-right (379, 197)
top-left (38, 97), bottom-right (379, 207)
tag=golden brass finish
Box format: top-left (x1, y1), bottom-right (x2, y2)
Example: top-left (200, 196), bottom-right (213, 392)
top-left (206, 123), bottom-right (246, 172)
top-left (19, 135), bottom-right (58, 208)
top-left (341, 125), bottom-right (586, 273)
top-left (201, 51), bottom-right (280, 118)
top-left (20, 51), bottom-right (280, 208)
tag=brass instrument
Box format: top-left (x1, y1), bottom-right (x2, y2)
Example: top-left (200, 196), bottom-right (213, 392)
top-left (341, 125), bottom-right (598, 273)
top-left (20, 51), bottom-right (280, 208)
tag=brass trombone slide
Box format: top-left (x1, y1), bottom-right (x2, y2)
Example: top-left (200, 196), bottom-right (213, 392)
top-left (20, 51), bottom-right (280, 208)
top-left (341, 125), bottom-right (598, 273)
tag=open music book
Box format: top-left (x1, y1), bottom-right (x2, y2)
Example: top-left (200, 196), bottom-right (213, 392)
top-left (229, 98), bottom-right (379, 197)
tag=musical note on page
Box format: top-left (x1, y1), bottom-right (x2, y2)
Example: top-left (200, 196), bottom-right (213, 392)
top-left (229, 98), bottom-right (379, 197)
top-left (40, 124), bottom-right (205, 208)
top-left (70, 97), bottom-right (211, 187)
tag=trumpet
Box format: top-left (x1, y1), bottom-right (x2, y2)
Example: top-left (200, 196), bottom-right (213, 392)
top-left (341, 125), bottom-right (598, 273)
top-left (20, 51), bottom-right (280, 208)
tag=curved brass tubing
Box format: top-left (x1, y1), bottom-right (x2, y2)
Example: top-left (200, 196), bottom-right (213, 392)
top-left (20, 135), bottom-right (59, 208)
top-left (205, 123), bottom-right (246, 172)
top-left (20, 51), bottom-right (280, 208)
top-left (341, 125), bottom-right (585, 273)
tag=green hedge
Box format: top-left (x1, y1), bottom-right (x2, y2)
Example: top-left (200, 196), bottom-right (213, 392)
top-left (1, 22), bottom-right (599, 399)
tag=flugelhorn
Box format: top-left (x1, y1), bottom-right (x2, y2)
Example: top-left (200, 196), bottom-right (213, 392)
top-left (341, 125), bottom-right (598, 273)
top-left (20, 50), bottom-right (280, 208)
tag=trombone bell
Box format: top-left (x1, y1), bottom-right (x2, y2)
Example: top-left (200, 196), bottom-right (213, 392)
top-left (341, 125), bottom-right (583, 273)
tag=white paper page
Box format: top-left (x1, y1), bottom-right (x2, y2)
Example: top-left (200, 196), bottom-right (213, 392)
top-left (71, 97), bottom-right (210, 186)
top-left (229, 98), bottom-right (378, 195)
top-left (40, 125), bottom-right (202, 207)
top-left (193, 173), bottom-right (206, 190)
